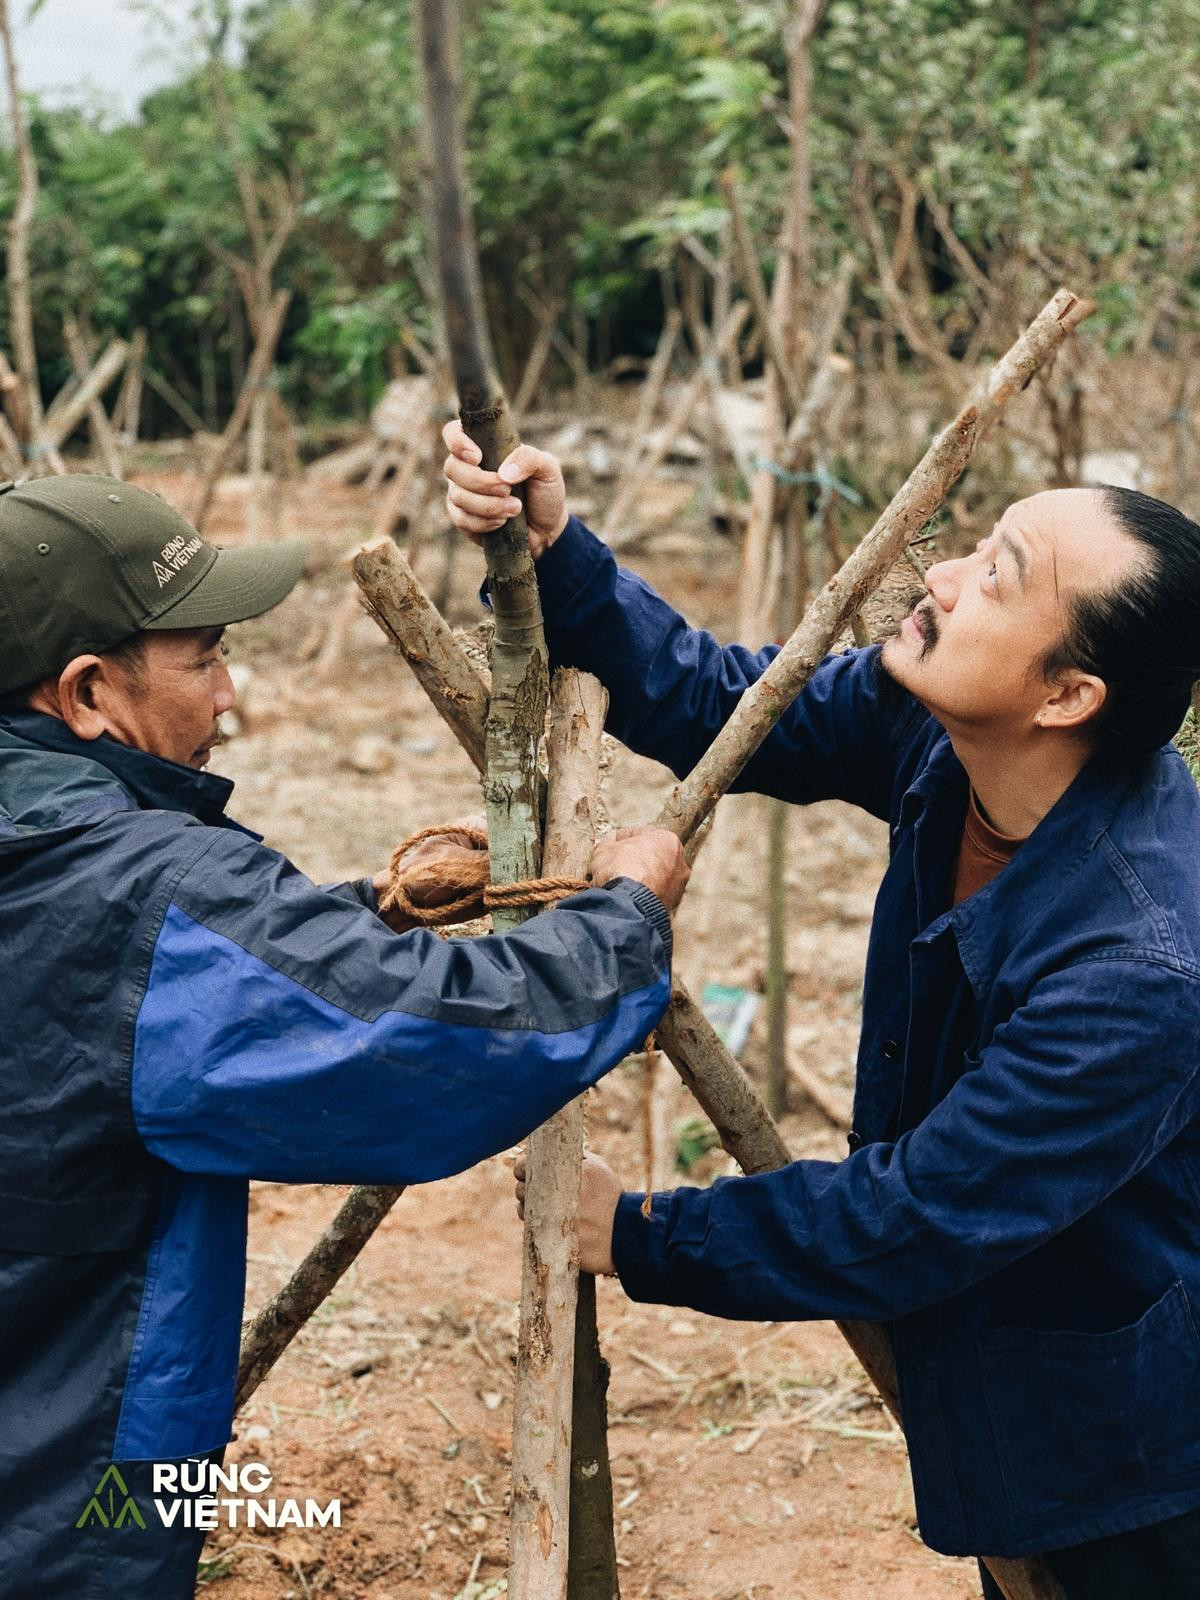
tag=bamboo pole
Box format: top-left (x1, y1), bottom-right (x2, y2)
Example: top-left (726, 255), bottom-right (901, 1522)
top-left (510, 670), bottom-right (608, 1600)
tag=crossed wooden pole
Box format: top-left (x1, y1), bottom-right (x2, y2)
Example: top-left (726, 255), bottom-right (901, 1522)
top-left (236, 288), bottom-right (1093, 1600)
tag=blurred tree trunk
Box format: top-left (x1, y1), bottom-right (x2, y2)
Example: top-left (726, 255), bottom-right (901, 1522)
top-left (0, 0), bottom-right (42, 440)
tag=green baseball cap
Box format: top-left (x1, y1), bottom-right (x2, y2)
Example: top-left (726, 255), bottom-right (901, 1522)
top-left (0, 474), bottom-right (307, 694)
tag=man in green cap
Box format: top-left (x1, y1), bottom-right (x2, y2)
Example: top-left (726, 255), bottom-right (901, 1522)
top-left (0, 474), bottom-right (687, 1597)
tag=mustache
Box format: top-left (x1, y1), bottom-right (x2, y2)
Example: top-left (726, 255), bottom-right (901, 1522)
top-left (902, 588), bottom-right (939, 657)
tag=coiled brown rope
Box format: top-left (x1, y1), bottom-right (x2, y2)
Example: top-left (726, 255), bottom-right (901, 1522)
top-left (379, 822), bottom-right (589, 927)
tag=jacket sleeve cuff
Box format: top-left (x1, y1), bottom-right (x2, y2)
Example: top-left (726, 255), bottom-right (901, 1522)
top-left (478, 513), bottom-right (609, 613)
top-left (612, 1189), bottom-right (673, 1303)
top-left (602, 875), bottom-right (672, 968)
top-left (320, 876), bottom-right (379, 912)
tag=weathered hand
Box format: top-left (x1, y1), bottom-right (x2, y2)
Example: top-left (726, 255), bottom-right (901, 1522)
top-left (592, 826), bottom-right (690, 913)
top-left (514, 1150), bottom-right (621, 1277)
top-left (374, 813), bottom-right (488, 932)
top-left (442, 418), bottom-right (569, 558)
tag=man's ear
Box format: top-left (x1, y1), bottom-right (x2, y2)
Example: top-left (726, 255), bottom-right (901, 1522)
top-left (1040, 670), bottom-right (1107, 734)
top-left (48, 655), bottom-right (112, 742)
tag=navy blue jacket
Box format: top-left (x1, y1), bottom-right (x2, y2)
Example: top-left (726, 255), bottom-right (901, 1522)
top-left (533, 514), bottom-right (1200, 1559)
top-left (0, 707), bottom-right (671, 1597)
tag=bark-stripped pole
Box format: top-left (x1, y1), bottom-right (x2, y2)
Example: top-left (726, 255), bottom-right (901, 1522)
top-left (511, 671), bottom-right (609, 1598)
top-left (654, 288), bottom-right (1094, 844)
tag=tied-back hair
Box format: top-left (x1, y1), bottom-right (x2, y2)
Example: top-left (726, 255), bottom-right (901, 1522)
top-left (1041, 486), bottom-right (1200, 757)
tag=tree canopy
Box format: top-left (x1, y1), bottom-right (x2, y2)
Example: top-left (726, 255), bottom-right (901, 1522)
top-left (1, 0), bottom-right (1196, 427)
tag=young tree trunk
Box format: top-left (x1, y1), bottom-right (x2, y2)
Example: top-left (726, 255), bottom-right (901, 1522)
top-left (414, 0), bottom-right (547, 916)
top-left (0, 0), bottom-right (42, 438)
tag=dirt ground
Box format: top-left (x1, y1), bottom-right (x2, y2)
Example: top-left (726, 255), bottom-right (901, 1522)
top-left (133, 460), bottom-right (987, 1600)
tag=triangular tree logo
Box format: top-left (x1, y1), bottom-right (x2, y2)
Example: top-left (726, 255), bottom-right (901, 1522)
top-left (75, 1464), bottom-right (146, 1530)
top-left (153, 560), bottom-right (173, 587)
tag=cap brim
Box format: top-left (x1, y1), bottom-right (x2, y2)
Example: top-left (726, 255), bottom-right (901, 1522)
top-left (142, 540), bottom-right (307, 630)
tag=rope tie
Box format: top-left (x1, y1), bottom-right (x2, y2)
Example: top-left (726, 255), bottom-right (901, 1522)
top-left (379, 822), bottom-right (589, 927)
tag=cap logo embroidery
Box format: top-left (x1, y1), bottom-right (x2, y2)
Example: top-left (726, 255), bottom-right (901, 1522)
top-left (153, 534), bottom-right (203, 588)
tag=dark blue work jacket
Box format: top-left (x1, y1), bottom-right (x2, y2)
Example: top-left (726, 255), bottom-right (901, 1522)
top-left (535, 515), bottom-right (1200, 1560)
top-left (0, 707), bottom-right (671, 1598)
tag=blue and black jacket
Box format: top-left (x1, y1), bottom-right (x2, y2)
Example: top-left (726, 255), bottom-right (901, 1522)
top-left (0, 708), bottom-right (671, 1597)
top-left (532, 514), bottom-right (1200, 1561)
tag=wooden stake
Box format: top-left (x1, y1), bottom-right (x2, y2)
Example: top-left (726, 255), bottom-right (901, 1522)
top-left (603, 302), bottom-right (750, 551)
top-left (63, 318), bottom-right (123, 478)
top-left (36, 340), bottom-right (128, 460)
top-left (143, 363), bottom-right (207, 437)
top-left (656, 289), bottom-right (1093, 845)
top-left (631, 308), bottom-right (683, 444)
top-left (114, 328), bottom-right (148, 444)
top-left (192, 288), bottom-right (290, 532)
top-left (720, 167), bottom-right (803, 413)
top-left (236, 1184), bottom-right (404, 1412)
top-left (352, 539), bottom-right (490, 771)
top-left (510, 670), bottom-right (608, 1600)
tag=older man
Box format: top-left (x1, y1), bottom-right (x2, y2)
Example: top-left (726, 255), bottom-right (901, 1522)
top-left (0, 474), bottom-right (687, 1597)
top-left (445, 421), bottom-right (1200, 1600)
